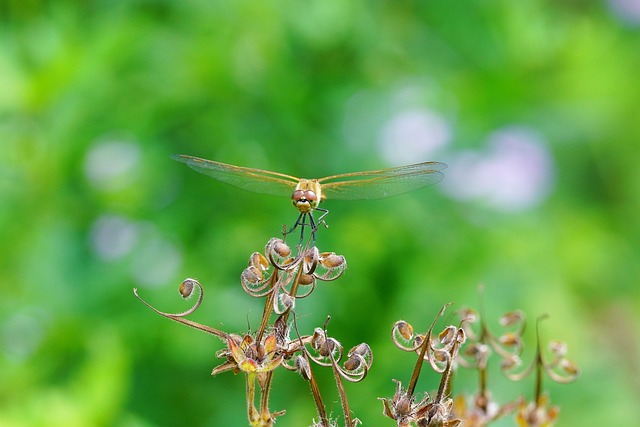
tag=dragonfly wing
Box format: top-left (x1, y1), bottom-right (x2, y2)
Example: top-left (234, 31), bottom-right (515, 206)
top-left (319, 161), bottom-right (447, 200)
top-left (173, 154), bottom-right (299, 198)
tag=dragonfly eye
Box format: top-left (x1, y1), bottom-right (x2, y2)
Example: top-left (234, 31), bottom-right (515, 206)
top-left (292, 190), bottom-right (305, 201)
top-left (304, 190), bottom-right (317, 202)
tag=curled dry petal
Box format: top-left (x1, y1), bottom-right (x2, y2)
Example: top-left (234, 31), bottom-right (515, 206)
top-left (303, 246), bottom-right (320, 274)
top-left (439, 326), bottom-right (457, 345)
top-left (499, 332), bottom-right (522, 347)
top-left (460, 307), bottom-right (479, 323)
top-left (549, 340), bottom-right (567, 357)
top-left (264, 334), bottom-right (277, 353)
top-left (456, 328), bottom-right (467, 345)
top-left (311, 327), bottom-right (325, 350)
top-left (560, 359), bottom-right (580, 377)
top-left (500, 310), bottom-right (524, 327)
top-left (295, 355), bottom-right (311, 380)
top-left (500, 354), bottom-right (521, 371)
top-left (464, 343), bottom-right (488, 359)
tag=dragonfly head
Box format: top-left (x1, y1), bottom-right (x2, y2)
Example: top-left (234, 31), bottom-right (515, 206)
top-left (292, 189), bottom-right (319, 213)
top-left (292, 179), bottom-right (322, 213)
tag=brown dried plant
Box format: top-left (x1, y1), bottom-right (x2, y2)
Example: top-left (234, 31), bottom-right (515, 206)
top-left (135, 235), bottom-right (371, 427)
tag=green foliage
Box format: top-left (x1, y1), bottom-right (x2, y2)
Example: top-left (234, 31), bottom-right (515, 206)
top-left (1, 0), bottom-right (639, 425)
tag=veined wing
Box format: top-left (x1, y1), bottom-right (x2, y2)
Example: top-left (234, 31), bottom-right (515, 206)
top-left (173, 154), bottom-right (300, 198)
top-left (318, 161), bottom-right (447, 201)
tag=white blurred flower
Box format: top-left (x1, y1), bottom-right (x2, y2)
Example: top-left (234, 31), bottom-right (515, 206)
top-left (84, 138), bottom-right (141, 190)
top-left (443, 126), bottom-right (554, 212)
top-left (89, 214), bottom-right (182, 287)
top-left (379, 108), bottom-right (451, 166)
top-left (90, 214), bottom-right (140, 261)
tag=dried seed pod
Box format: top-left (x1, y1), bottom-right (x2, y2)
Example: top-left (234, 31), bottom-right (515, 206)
top-left (320, 253), bottom-right (345, 268)
top-left (249, 252), bottom-right (269, 270)
top-left (433, 348), bottom-right (449, 363)
top-left (344, 343), bottom-right (372, 371)
top-left (279, 293), bottom-right (295, 311)
top-left (299, 273), bottom-right (315, 285)
top-left (241, 265), bottom-right (263, 284)
top-left (319, 337), bottom-right (337, 357)
top-left (394, 321), bottom-right (414, 341)
top-left (179, 278), bottom-right (198, 298)
top-left (272, 240), bottom-right (291, 257)
top-left (344, 354), bottom-right (362, 371)
top-left (350, 342), bottom-right (372, 358)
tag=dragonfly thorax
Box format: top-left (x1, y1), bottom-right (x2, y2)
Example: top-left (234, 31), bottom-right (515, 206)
top-left (292, 179), bottom-right (322, 213)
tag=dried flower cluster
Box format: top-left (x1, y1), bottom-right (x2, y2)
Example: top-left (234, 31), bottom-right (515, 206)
top-left (135, 220), bottom-right (578, 426)
top-left (135, 234), bottom-right (579, 427)
top-left (135, 236), bottom-right (371, 427)
top-left (379, 299), bottom-right (580, 427)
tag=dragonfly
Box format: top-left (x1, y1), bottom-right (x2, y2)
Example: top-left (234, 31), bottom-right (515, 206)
top-left (173, 154), bottom-right (447, 242)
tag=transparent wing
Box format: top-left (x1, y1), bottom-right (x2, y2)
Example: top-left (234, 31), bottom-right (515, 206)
top-left (173, 154), bottom-right (300, 198)
top-left (318, 162), bottom-right (447, 201)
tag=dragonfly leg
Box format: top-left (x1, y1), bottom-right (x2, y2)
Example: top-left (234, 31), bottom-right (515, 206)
top-left (307, 208), bottom-right (330, 244)
top-left (308, 213), bottom-right (317, 243)
top-left (314, 208), bottom-right (329, 229)
top-left (283, 213), bottom-right (308, 244)
top-left (284, 209), bottom-right (329, 246)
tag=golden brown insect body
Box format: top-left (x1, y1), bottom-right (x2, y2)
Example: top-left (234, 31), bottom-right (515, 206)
top-left (291, 179), bottom-right (323, 214)
top-left (172, 154), bottom-right (447, 241)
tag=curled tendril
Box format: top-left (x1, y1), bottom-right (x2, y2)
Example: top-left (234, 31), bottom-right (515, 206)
top-left (240, 252), bottom-right (273, 297)
top-left (300, 324), bottom-right (372, 383)
top-left (382, 304), bottom-right (466, 427)
top-left (133, 278), bottom-right (227, 340)
top-left (502, 315), bottom-right (580, 385)
top-left (457, 306), bottom-right (527, 371)
top-left (390, 303), bottom-right (455, 375)
top-left (240, 238), bottom-right (347, 314)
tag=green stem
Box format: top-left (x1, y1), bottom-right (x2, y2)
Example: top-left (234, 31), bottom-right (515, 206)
top-left (246, 373), bottom-right (260, 425)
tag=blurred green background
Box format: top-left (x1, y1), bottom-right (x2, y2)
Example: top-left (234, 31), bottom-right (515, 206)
top-left (2, 0), bottom-right (639, 426)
